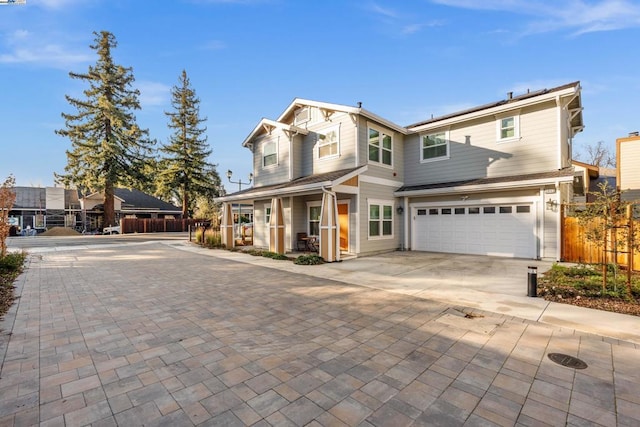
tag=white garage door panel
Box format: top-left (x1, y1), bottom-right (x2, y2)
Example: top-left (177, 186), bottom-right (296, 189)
top-left (413, 204), bottom-right (535, 258)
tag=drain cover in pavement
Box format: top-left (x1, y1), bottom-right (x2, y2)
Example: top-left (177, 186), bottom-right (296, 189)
top-left (547, 353), bottom-right (588, 369)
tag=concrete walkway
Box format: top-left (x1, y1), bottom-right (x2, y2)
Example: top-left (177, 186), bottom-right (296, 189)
top-left (0, 241), bottom-right (639, 426)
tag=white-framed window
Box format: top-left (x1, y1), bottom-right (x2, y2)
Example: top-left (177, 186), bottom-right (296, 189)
top-left (496, 115), bottom-right (520, 142)
top-left (294, 106), bottom-right (310, 126)
top-left (264, 204), bottom-right (271, 226)
top-left (368, 199), bottom-right (393, 239)
top-left (318, 125), bottom-right (339, 159)
top-left (368, 127), bottom-right (393, 166)
top-left (421, 131), bottom-right (449, 162)
top-left (307, 202), bottom-right (321, 236)
top-left (263, 139), bottom-right (278, 167)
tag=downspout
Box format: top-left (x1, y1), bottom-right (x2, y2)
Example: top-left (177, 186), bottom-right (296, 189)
top-left (321, 186), bottom-right (340, 262)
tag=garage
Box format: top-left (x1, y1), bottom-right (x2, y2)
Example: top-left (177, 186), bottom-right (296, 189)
top-left (412, 203), bottom-right (536, 258)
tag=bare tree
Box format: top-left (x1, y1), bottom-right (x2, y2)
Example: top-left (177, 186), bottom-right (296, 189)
top-left (575, 141), bottom-right (616, 168)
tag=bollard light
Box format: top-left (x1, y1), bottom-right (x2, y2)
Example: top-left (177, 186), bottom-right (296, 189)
top-left (527, 266), bottom-right (538, 297)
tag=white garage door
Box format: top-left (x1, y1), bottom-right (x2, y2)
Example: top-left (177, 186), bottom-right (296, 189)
top-left (413, 204), bottom-right (536, 258)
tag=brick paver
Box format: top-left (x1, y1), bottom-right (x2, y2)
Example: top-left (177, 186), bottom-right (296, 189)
top-left (0, 243), bottom-right (639, 426)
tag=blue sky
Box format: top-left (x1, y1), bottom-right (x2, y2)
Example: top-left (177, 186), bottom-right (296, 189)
top-left (1, 0), bottom-right (639, 189)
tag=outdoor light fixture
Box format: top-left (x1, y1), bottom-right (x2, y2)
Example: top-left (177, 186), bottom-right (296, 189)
top-left (396, 206), bottom-right (404, 214)
top-left (546, 198), bottom-right (558, 210)
top-left (226, 170), bottom-right (253, 190)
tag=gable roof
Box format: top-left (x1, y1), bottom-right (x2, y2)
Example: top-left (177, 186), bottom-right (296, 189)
top-left (241, 98), bottom-right (407, 148)
top-left (407, 81), bottom-right (583, 135)
top-left (113, 188), bottom-right (181, 212)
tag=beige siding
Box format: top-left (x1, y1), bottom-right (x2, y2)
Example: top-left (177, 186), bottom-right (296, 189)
top-left (358, 181), bottom-right (401, 255)
top-left (253, 132), bottom-right (290, 187)
top-left (620, 141), bottom-right (640, 201)
top-left (404, 101), bottom-right (560, 186)
top-left (301, 112), bottom-right (357, 175)
top-left (357, 117), bottom-right (405, 181)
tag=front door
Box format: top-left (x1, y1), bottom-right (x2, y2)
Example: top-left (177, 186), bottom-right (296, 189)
top-left (338, 203), bottom-right (349, 251)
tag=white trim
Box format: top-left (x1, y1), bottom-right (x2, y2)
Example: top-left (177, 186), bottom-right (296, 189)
top-left (359, 175), bottom-right (403, 188)
top-left (408, 84), bottom-right (579, 133)
top-left (367, 198), bottom-right (394, 240)
top-left (262, 137), bottom-right (279, 168)
top-left (318, 123), bottom-right (340, 160)
top-left (294, 106), bottom-right (310, 126)
top-left (395, 175), bottom-right (574, 197)
top-left (420, 130), bottom-right (450, 163)
top-left (367, 124), bottom-right (394, 168)
top-left (495, 114), bottom-right (520, 143)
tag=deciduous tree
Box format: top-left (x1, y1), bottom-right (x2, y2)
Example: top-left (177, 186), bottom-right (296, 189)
top-left (157, 70), bottom-right (220, 218)
top-left (56, 31), bottom-right (153, 228)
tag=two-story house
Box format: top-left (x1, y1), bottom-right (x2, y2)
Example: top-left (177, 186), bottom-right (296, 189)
top-left (216, 81), bottom-right (583, 261)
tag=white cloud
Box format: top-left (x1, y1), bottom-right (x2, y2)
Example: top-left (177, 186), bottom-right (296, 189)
top-left (365, 2), bottom-right (443, 36)
top-left (200, 39), bottom-right (227, 50)
top-left (0, 29), bottom-right (92, 68)
top-left (367, 3), bottom-right (398, 19)
top-left (137, 81), bottom-right (171, 108)
top-left (431, 0), bottom-right (640, 36)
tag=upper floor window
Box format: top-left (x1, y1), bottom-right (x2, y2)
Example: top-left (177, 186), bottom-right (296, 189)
top-left (294, 107), bottom-right (310, 126)
top-left (497, 115), bottom-right (520, 142)
top-left (368, 127), bottom-right (392, 166)
top-left (318, 125), bottom-right (339, 159)
top-left (421, 131), bottom-right (449, 162)
top-left (368, 200), bottom-right (393, 239)
top-left (263, 139), bottom-right (277, 167)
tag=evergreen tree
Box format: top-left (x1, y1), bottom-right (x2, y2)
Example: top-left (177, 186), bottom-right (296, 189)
top-left (158, 70), bottom-right (220, 218)
top-left (56, 31), bottom-right (153, 228)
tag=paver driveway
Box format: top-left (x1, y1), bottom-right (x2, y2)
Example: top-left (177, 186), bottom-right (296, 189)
top-left (1, 243), bottom-right (639, 426)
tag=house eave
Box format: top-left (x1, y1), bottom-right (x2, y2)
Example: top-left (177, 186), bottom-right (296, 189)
top-left (394, 175), bottom-right (574, 197)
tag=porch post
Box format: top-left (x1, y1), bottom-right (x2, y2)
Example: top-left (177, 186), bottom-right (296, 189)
top-left (269, 197), bottom-right (285, 254)
top-left (221, 202), bottom-right (234, 248)
top-left (320, 190), bottom-right (339, 262)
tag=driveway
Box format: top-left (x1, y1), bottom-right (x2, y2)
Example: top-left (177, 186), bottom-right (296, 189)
top-left (1, 242), bottom-right (639, 426)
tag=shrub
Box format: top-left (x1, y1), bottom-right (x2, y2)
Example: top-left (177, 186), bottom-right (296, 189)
top-left (294, 254), bottom-right (324, 265)
top-left (0, 252), bottom-right (26, 273)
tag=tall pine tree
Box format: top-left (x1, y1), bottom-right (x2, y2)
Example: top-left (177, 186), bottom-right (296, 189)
top-left (56, 31), bottom-right (153, 228)
top-left (158, 70), bottom-right (219, 218)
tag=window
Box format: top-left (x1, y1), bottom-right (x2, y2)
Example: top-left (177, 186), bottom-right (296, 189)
top-left (417, 209), bottom-right (426, 215)
top-left (263, 140), bottom-right (277, 167)
top-left (319, 126), bottom-right (339, 159)
top-left (499, 206), bottom-right (512, 213)
top-left (469, 207), bottom-right (480, 214)
top-left (441, 208), bottom-right (451, 215)
top-left (368, 200), bottom-right (393, 238)
top-left (294, 106), bottom-right (310, 126)
top-left (429, 209), bottom-right (438, 215)
top-left (516, 206), bottom-right (531, 213)
top-left (421, 131), bottom-right (449, 162)
top-left (455, 208), bottom-right (465, 214)
top-left (496, 115), bottom-right (520, 142)
top-left (309, 205), bottom-right (321, 236)
top-left (483, 207), bottom-right (496, 214)
top-left (264, 204), bottom-right (271, 225)
top-left (368, 127), bottom-right (393, 166)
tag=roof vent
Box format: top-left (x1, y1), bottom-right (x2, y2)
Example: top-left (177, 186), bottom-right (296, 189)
top-left (357, 101), bottom-right (362, 108)
top-left (629, 131), bottom-right (639, 137)
top-left (507, 91), bottom-right (513, 100)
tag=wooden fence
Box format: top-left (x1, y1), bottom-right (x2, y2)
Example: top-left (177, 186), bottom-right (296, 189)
top-left (561, 204), bottom-right (640, 271)
top-left (120, 218), bottom-right (206, 234)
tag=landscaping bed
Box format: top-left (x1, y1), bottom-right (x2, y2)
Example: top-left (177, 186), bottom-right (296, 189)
top-left (538, 264), bottom-right (640, 317)
top-left (0, 252), bottom-right (26, 318)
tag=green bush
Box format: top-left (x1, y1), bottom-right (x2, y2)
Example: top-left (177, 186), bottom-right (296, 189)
top-left (0, 252), bottom-right (26, 273)
top-left (294, 254), bottom-right (324, 265)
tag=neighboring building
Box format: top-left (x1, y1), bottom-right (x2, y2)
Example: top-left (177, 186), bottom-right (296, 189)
top-left (617, 132), bottom-right (640, 202)
top-left (9, 187), bottom-right (181, 233)
top-left (217, 82), bottom-right (584, 261)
